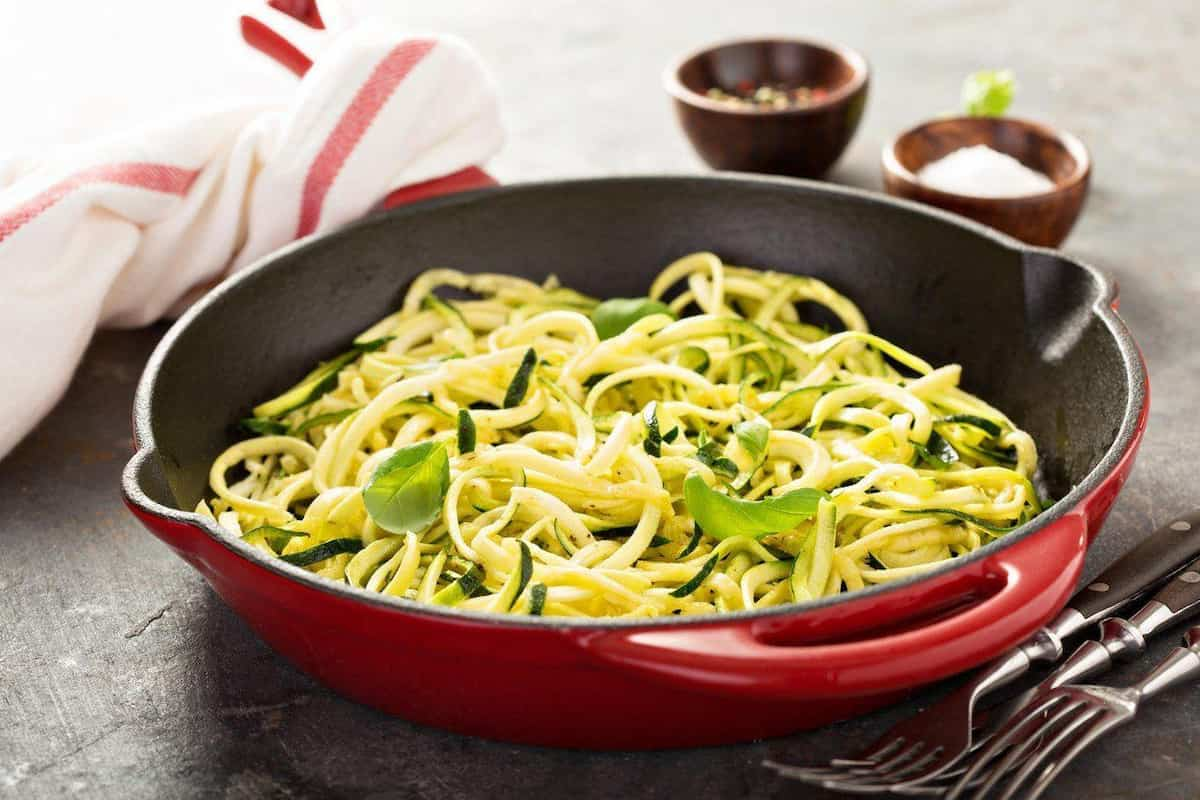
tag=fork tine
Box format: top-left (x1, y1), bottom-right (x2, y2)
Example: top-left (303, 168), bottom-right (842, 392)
top-left (993, 707), bottom-right (1109, 800)
top-left (1023, 713), bottom-right (1123, 800)
top-left (761, 737), bottom-right (909, 783)
top-left (821, 746), bottom-right (938, 790)
top-left (944, 694), bottom-right (1069, 800)
top-left (761, 760), bottom-right (873, 782)
top-left (858, 740), bottom-right (926, 776)
top-left (963, 699), bottom-right (1093, 800)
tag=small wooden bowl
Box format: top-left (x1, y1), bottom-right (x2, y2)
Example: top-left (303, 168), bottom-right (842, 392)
top-left (882, 117), bottom-right (1091, 247)
top-left (664, 38), bottom-right (869, 178)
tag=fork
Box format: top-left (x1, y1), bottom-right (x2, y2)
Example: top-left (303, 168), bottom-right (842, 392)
top-left (763, 512), bottom-right (1200, 792)
top-left (946, 553), bottom-right (1200, 798)
top-left (944, 623), bottom-right (1200, 800)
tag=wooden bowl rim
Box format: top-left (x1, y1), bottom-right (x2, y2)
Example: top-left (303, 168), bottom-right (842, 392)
top-left (663, 36), bottom-right (870, 117)
top-left (881, 115), bottom-right (1092, 203)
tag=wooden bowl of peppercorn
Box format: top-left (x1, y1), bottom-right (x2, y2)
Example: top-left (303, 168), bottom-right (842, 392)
top-left (664, 38), bottom-right (869, 178)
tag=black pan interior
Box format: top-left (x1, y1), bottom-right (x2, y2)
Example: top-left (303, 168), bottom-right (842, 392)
top-left (138, 177), bottom-right (1135, 537)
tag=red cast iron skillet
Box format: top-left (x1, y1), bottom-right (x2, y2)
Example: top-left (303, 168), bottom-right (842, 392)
top-left (122, 175), bottom-right (1147, 749)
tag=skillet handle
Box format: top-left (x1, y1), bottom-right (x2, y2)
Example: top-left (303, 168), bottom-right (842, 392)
top-left (379, 167), bottom-right (498, 210)
top-left (122, 448), bottom-right (220, 576)
top-left (239, 1), bottom-right (498, 204)
top-left (580, 514), bottom-right (1088, 701)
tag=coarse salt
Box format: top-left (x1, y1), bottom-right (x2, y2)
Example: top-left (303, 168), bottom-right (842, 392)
top-left (916, 144), bottom-right (1055, 197)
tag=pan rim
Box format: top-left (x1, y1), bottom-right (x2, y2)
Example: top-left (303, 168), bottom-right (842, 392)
top-left (122, 173), bottom-right (1148, 632)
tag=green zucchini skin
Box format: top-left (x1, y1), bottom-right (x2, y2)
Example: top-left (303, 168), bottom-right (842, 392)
top-left (457, 409), bottom-right (477, 453)
top-left (432, 564), bottom-right (484, 606)
top-left (676, 346), bottom-right (710, 374)
top-left (279, 538), bottom-right (363, 567)
top-left (642, 401), bottom-right (662, 457)
top-left (503, 348), bottom-right (538, 408)
top-left (253, 338), bottom-right (391, 419)
top-left (677, 526), bottom-right (704, 560)
top-left (670, 554), bottom-right (719, 598)
top-left (528, 583), bottom-right (548, 615)
top-left (291, 408), bottom-right (358, 435)
top-left (241, 525), bottom-right (305, 553)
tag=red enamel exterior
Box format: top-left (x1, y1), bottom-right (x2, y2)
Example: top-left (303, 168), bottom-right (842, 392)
top-left (125, 377), bottom-right (1146, 749)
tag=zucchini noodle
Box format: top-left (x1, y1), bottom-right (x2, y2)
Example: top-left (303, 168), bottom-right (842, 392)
top-left (204, 253), bottom-right (1042, 618)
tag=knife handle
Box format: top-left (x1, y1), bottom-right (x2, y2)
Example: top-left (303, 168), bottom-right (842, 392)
top-left (1143, 556), bottom-right (1200, 615)
top-left (1035, 554), bottom-right (1200, 689)
top-left (1059, 510), bottom-right (1200, 635)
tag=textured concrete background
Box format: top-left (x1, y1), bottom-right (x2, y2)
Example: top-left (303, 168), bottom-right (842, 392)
top-left (1, 1), bottom-right (1198, 798)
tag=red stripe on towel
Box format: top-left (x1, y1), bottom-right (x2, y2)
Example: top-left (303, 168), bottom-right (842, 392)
top-left (295, 38), bottom-right (437, 238)
top-left (0, 162), bottom-right (198, 245)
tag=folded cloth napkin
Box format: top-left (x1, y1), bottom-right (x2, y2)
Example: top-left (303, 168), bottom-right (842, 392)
top-left (0, 9), bottom-right (503, 460)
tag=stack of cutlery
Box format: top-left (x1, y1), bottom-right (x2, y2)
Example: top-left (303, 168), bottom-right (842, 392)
top-left (766, 511), bottom-right (1200, 799)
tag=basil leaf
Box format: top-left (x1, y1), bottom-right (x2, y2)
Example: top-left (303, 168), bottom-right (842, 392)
top-left (662, 426), bottom-right (680, 444)
top-left (683, 473), bottom-right (827, 541)
top-left (961, 69), bottom-right (1015, 117)
top-left (591, 297), bottom-right (676, 340)
top-left (363, 441), bottom-right (450, 534)
top-left (503, 348), bottom-right (537, 408)
top-left (642, 401), bottom-right (662, 457)
top-left (733, 417), bottom-right (770, 463)
top-left (457, 409), bottom-right (476, 453)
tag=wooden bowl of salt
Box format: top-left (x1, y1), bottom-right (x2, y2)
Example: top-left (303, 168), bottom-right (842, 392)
top-left (882, 116), bottom-right (1090, 247)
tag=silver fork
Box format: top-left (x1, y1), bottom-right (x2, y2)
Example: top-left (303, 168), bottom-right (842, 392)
top-left (763, 512), bottom-right (1200, 793)
top-left (944, 624), bottom-right (1200, 800)
top-left (945, 551), bottom-right (1200, 797)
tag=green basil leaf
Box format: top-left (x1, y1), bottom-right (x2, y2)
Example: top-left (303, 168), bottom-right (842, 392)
top-left (363, 441), bottom-right (450, 534)
top-left (733, 417), bottom-right (770, 463)
top-left (503, 348), bottom-right (537, 408)
top-left (683, 473), bottom-right (827, 541)
top-left (457, 409), bottom-right (476, 453)
top-left (961, 69), bottom-right (1015, 117)
top-left (591, 297), bottom-right (676, 340)
top-left (662, 426), bottom-right (680, 444)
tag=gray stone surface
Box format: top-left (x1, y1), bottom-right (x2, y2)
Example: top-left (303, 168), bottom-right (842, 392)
top-left (2, 1), bottom-right (1198, 798)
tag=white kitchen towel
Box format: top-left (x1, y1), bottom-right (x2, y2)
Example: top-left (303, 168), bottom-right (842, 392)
top-left (0, 11), bottom-right (503, 459)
